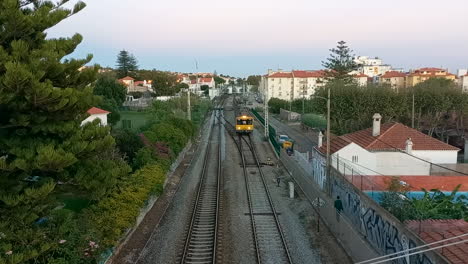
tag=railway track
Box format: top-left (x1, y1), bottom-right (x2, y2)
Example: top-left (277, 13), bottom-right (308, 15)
top-left (180, 108), bottom-right (223, 264)
top-left (239, 134), bottom-right (292, 264)
top-left (220, 108), bottom-right (292, 264)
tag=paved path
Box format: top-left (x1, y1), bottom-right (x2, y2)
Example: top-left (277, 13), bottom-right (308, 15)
top-left (268, 115), bottom-right (319, 153)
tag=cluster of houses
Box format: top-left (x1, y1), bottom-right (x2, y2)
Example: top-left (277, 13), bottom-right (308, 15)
top-left (118, 76), bottom-right (153, 94)
top-left (259, 56), bottom-right (468, 102)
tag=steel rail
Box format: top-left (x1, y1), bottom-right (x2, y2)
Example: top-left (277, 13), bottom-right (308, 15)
top-left (180, 109), bottom-right (222, 264)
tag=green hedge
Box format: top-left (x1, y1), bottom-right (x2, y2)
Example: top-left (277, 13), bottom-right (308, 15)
top-left (85, 164), bottom-right (166, 248)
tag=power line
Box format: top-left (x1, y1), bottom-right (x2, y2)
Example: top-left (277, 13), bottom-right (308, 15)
top-left (357, 237), bottom-right (468, 264)
top-left (356, 233), bottom-right (468, 264)
top-left (373, 137), bottom-right (468, 176)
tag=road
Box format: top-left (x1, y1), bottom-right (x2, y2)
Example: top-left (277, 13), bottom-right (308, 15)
top-left (268, 115), bottom-right (319, 153)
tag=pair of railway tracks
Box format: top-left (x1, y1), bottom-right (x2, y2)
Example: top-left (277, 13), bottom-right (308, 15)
top-left (180, 108), bottom-right (223, 264)
top-left (223, 114), bottom-right (292, 264)
top-left (180, 98), bottom-right (291, 264)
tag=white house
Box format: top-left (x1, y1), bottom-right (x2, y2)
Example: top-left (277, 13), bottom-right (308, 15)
top-left (313, 113), bottom-right (459, 176)
top-left (119, 76), bottom-right (153, 93)
top-left (457, 70), bottom-right (468, 92)
top-left (81, 107), bottom-right (110, 126)
top-left (189, 77), bottom-right (215, 94)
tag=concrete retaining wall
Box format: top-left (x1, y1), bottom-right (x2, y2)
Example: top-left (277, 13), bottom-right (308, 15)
top-left (280, 149), bottom-right (449, 264)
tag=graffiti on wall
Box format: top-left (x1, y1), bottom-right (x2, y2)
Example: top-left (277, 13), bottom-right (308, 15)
top-left (331, 176), bottom-right (435, 264)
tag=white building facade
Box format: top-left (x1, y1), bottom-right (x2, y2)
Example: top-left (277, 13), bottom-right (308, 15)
top-left (354, 56), bottom-right (392, 77)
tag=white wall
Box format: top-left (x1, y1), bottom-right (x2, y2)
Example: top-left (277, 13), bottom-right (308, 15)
top-left (412, 150), bottom-right (458, 164)
top-left (81, 113), bottom-right (108, 126)
top-left (374, 152), bottom-right (430, 175)
top-left (334, 143), bottom-right (377, 175)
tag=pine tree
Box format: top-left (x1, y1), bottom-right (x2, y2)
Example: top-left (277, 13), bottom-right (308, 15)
top-left (0, 1), bottom-right (130, 262)
top-left (116, 50), bottom-right (138, 78)
top-left (322, 40), bottom-right (358, 84)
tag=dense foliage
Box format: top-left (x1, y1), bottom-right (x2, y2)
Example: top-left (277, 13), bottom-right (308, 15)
top-left (0, 1), bottom-right (135, 263)
top-left (381, 177), bottom-right (468, 221)
top-left (310, 79), bottom-right (468, 136)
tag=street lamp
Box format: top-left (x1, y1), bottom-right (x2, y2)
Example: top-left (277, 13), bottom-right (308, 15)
top-left (310, 88), bottom-right (331, 194)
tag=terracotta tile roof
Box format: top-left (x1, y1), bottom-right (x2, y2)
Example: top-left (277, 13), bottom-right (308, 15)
top-left (405, 219), bottom-right (468, 264)
top-left (292, 70), bottom-right (326, 78)
top-left (353, 175), bottom-right (468, 191)
top-left (418, 67), bottom-right (446, 72)
top-left (268, 72), bottom-right (293, 78)
top-left (353, 73), bottom-right (368, 78)
top-left (316, 122), bottom-right (459, 155)
top-left (318, 135), bottom-right (352, 155)
top-left (381, 71), bottom-right (407, 78)
top-left (134, 81), bottom-right (144, 86)
top-left (87, 107), bottom-right (110, 115)
top-left (119, 76), bottom-right (135, 81)
top-left (190, 79), bottom-right (197, 84)
top-left (199, 77), bottom-right (213, 83)
top-left (343, 122), bottom-right (459, 151)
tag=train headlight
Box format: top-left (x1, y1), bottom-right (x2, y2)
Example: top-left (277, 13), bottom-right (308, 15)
top-left (236, 126), bottom-right (241, 130)
top-left (247, 126), bottom-right (251, 130)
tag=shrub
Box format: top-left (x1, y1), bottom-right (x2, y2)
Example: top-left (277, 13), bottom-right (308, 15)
top-left (85, 165), bottom-right (166, 248)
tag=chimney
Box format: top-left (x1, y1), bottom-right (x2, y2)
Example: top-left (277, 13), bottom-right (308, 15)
top-left (318, 131), bottom-right (323, 148)
top-left (405, 137), bottom-right (413, 154)
top-left (372, 113), bottom-right (382, 137)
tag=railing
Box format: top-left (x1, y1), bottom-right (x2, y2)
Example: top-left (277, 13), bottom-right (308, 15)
top-left (251, 109), bottom-right (281, 155)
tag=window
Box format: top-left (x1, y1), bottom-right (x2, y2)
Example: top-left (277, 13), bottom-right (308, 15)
top-left (352, 155), bottom-right (359, 163)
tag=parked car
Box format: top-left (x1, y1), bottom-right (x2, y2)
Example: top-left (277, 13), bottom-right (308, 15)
top-left (278, 134), bottom-right (290, 144)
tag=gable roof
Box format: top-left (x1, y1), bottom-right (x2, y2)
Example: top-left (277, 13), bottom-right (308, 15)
top-left (345, 122), bottom-right (459, 151)
top-left (292, 70), bottom-right (326, 78)
top-left (318, 122), bottom-right (459, 155)
top-left (87, 107), bottom-right (110, 115)
top-left (199, 77), bottom-right (213, 83)
top-left (119, 76), bottom-right (135, 81)
top-left (353, 73), bottom-right (368, 78)
top-left (268, 72), bottom-right (293, 78)
top-left (381, 71), bottom-right (407, 78)
top-left (405, 219), bottom-right (468, 264)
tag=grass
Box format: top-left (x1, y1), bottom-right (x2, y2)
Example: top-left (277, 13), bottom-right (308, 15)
top-left (116, 111), bottom-right (151, 130)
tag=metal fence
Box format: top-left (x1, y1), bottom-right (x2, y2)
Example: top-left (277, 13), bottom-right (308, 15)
top-left (251, 109), bottom-right (281, 155)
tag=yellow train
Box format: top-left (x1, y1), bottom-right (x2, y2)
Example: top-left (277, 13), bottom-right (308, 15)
top-left (235, 115), bottom-right (254, 134)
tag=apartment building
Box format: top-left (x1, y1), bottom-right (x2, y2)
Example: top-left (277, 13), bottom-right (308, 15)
top-left (380, 71), bottom-right (407, 90)
top-left (354, 56), bottom-right (392, 77)
top-left (259, 70), bottom-right (327, 101)
top-left (406, 68), bottom-right (456, 87)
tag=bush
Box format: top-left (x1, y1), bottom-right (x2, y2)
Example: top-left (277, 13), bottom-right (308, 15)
top-left (302, 114), bottom-right (327, 130)
top-left (113, 129), bottom-right (144, 163)
top-left (85, 165), bottom-right (166, 248)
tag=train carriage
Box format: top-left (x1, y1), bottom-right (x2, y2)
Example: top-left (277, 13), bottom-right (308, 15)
top-left (235, 115), bottom-right (254, 134)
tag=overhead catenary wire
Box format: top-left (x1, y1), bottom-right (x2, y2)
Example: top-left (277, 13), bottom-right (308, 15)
top-left (356, 237), bottom-right (468, 264)
top-left (356, 232), bottom-right (468, 264)
top-left (373, 137), bottom-right (468, 176)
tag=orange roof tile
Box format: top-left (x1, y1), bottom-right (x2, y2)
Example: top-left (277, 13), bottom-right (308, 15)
top-left (353, 73), bottom-right (368, 78)
top-left (344, 122), bottom-right (459, 151)
top-left (318, 135), bottom-right (352, 154)
top-left (87, 107), bottom-right (110, 115)
top-left (292, 70), bottom-right (326, 78)
top-left (317, 122), bottom-right (459, 155)
top-left (353, 175), bottom-right (468, 191)
top-left (199, 77), bottom-right (213, 83)
top-left (381, 71), bottom-right (407, 78)
top-left (268, 72), bottom-right (293, 78)
top-left (119, 76), bottom-right (135, 81)
top-left (405, 219), bottom-right (468, 264)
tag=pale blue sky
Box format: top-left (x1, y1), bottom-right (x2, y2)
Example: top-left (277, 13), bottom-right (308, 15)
top-left (48, 0), bottom-right (468, 77)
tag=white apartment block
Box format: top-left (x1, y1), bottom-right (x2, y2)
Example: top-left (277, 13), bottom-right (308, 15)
top-left (259, 70), bottom-right (327, 102)
top-left (354, 56), bottom-right (392, 77)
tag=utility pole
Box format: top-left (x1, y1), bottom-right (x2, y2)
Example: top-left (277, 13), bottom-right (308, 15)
top-left (326, 87), bottom-right (331, 195)
top-left (302, 85), bottom-right (305, 115)
top-left (187, 88), bottom-right (191, 121)
top-left (411, 93), bottom-right (415, 128)
top-left (264, 83), bottom-right (269, 139)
